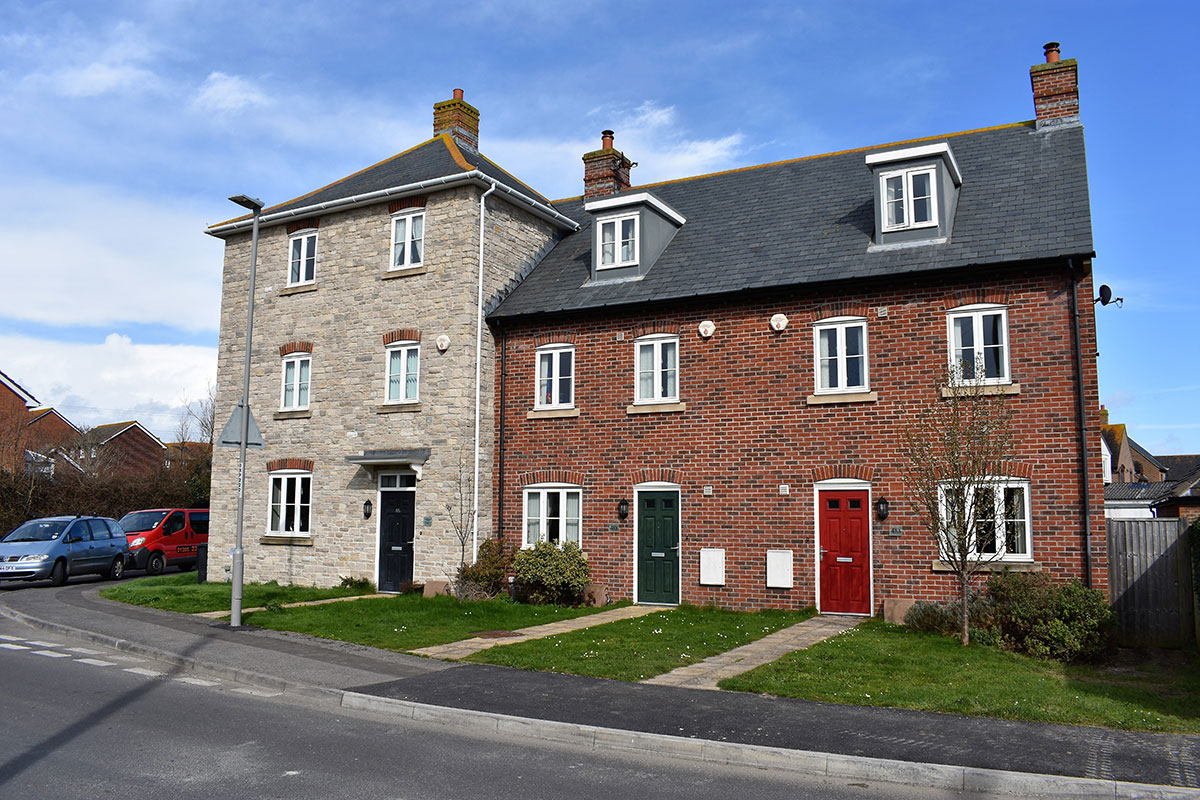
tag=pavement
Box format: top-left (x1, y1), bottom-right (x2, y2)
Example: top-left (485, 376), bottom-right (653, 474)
top-left (2, 580), bottom-right (1198, 799)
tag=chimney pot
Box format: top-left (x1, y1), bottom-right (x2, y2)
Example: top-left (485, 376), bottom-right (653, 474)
top-left (1030, 41), bottom-right (1078, 128)
top-left (602, 129), bottom-right (614, 149)
top-left (1043, 42), bottom-right (1061, 63)
top-left (453, 88), bottom-right (464, 100)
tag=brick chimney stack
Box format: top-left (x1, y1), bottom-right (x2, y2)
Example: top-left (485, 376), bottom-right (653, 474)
top-left (433, 88), bottom-right (480, 153)
top-left (582, 130), bottom-right (634, 199)
top-left (1099, 405), bottom-right (1109, 426)
top-left (1030, 42), bottom-right (1080, 129)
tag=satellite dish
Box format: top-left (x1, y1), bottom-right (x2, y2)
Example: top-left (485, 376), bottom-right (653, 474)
top-left (1097, 284), bottom-right (1112, 305)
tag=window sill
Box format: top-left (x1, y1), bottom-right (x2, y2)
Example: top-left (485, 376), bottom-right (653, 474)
top-left (527, 408), bottom-right (581, 420)
top-left (377, 403), bottom-right (422, 414)
top-left (930, 560), bottom-right (1040, 573)
top-left (260, 535), bottom-right (314, 547)
top-left (381, 265), bottom-right (428, 280)
top-left (807, 391), bottom-right (878, 406)
top-left (941, 383), bottom-right (1021, 398)
top-left (274, 410), bottom-right (312, 420)
top-left (627, 401), bottom-right (687, 415)
top-left (280, 284), bottom-right (318, 297)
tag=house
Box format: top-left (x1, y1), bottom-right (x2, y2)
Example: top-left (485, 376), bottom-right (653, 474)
top-left (0, 369), bottom-right (42, 472)
top-left (487, 43), bottom-right (1107, 611)
top-left (0, 369), bottom-right (82, 476)
top-left (205, 89), bottom-right (573, 589)
top-left (1154, 455), bottom-right (1200, 525)
top-left (79, 421), bottom-right (167, 475)
top-left (1100, 406), bottom-right (1167, 484)
top-left (165, 440), bottom-right (212, 471)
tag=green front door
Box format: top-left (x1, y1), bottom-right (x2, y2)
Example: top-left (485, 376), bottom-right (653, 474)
top-left (637, 491), bottom-right (679, 604)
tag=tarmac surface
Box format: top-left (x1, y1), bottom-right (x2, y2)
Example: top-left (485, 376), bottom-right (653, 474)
top-left (2, 579), bottom-right (1198, 798)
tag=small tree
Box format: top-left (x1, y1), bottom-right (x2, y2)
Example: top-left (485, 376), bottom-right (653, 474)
top-left (445, 443), bottom-right (475, 570)
top-left (902, 364), bottom-right (1015, 646)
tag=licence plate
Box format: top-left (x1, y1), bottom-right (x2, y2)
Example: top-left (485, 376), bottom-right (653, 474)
top-left (0, 564), bottom-right (22, 572)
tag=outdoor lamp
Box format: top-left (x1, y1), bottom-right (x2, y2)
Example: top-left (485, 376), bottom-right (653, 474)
top-left (363, 499), bottom-right (373, 519)
top-left (617, 499), bottom-right (630, 520)
top-left (875, 497), bottom-right (890, 521)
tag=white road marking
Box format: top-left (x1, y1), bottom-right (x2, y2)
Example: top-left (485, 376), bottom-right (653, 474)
top-left (0, 643), bottom-right (30, 650)
top-left (25, 641), bottom-right (58, 648)
top-left (75, 658), bottom-right (116, 667)
top-left (0, 634), bottom-right (25, 641)
top-left (125, 667), bottom-right (165, 678)
top-left (232, 687), bottom-right (281, 697)
top-left (174, 677), bottom-right (220, 687)
top-left (33, 650), bottom-right (70, 658)
top-left (66, 647), bottom-right (103, 655)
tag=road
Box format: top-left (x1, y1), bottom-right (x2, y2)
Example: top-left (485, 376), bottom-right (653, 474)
top-left (0, 615), bottom-right (1010, 800)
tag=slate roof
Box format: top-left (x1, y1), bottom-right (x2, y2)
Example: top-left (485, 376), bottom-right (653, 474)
top-left (1128, 438), bottom-right (1167, 472)
top-left (212, 136), bottom-right (550, 229)
top-left (489, 121), bottom-right (1093, 320)
top-left (1159, 454), bottom-right (1200, 479)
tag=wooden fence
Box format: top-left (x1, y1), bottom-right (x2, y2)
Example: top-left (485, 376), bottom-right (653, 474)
top-left (1106, 518), bottom-right (1196, 647)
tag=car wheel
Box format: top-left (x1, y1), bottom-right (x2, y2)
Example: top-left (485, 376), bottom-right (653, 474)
top-left (146, 552), bottom-right (166, 576)
top-left (49, 560), bottom-right (67, 586)
top-left (106, 556), bottom-right (125, 581)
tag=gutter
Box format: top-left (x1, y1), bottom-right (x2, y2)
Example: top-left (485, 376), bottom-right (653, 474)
top-left (204, 171), bottom-right (579, 237)
top-left (1069, 257), bottom-right (1095, 589)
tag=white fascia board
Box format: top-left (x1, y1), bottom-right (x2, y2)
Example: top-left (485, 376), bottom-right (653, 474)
top-left (99, 421), bottom-right (167, 449)
top-left (0, 370), bottom-right (39, 408)
top-left (206, 171), bottom-right (579, 238)
top-left (30, 408), bottom-right (82, 435)
top-left (865, 142), bottom-right (962, 185)
top-left (584, 192), bottom-right (687, 226)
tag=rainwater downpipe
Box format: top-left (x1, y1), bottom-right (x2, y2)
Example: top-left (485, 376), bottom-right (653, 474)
top-left (497, 324), bottom-right (507, 541)
top-left (1069, 257), bottom-right (1094, 589)
top-left (472, 180), bottom-right (498, 563)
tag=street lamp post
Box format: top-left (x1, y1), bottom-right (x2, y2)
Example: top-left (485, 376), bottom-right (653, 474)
top-left (228, 193), bottom-right (263, 628)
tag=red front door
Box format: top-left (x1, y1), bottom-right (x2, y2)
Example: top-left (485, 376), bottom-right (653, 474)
top-left (819, 490), bottom-right (871, 614)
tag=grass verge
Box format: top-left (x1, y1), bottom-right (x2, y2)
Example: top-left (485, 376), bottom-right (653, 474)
top-left (99, 573), bottom-right (371, 614)
top-left (719, 619), bottom-right (1200, 733)
top-left (468, 604), bottom-right (816, 681)
top-left (244, 594), bottom-right (609, 652)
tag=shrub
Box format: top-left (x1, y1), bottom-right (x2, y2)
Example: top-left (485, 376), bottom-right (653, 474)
top-left (339, 575), bottom-right (376, 593)
top-left (512, 541), bottom-right (590, 605)
top-left (986, 571), bottom-right (1114, 662)
top-left (903, 594), bottom-right (993, 636)
top-left (456, 537), bottom-right (513, 598)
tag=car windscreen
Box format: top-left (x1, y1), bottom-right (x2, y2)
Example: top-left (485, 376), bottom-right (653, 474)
top-left (118, 511), bottom-right (169, 533)
top-left (3, 519), bottom-right (69, 542)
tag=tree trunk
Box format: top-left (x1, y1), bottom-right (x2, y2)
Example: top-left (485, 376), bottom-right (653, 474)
top-left (959, 572), bottom-right (971, 646)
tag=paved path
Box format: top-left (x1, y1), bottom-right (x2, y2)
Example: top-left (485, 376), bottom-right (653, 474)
top-left (412, 604), bottom-right (665, 659)
top-left (641, 614), bottom-right (860, 690)
top-left (192, 593), bottom-right (390, 619)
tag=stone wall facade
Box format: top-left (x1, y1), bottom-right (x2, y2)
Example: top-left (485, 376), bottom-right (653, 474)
top-left (209, 185), bottom-right (557, 587)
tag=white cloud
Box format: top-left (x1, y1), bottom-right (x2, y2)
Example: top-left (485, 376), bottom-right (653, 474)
top-left (52, 61), bottom-right (158, 98)
top-left (0, 333), bottom-right (216, 442)
top-left (0, 178), bottom-right (223, 332)
top-left (191, 71), bottom-right (270, 114)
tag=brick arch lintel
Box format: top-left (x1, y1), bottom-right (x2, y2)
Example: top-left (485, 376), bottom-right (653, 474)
top-left (811, 302), bottom-right (871, 322)
top-left (634, 321), bottom-right (680, 339)
top-left (634, 468), bottom-right (680, 485)
top-left (285, 218), bottom-right (320, 235)
top-left (279, 340), bottom-right (314, 357)
top-left (267, 457), bottom-right (314, 473)
top-left (388, 195), bottom-right (428, 214)
top-left (534, 333), bottom-right (576, 348)
top-left (1000, 461), bottom-right (1035, 480)
top-left (382, 328), bottom-right (422, 345)
top-left (811, 463), bottom-right (876, 483)
top-left (944, 288), bottom-right (1009, 310)
top-left (518, 469), bottom-right (586, 487)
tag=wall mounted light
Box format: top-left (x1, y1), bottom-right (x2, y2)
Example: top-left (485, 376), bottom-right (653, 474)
top-left (363, 499), bottom-right (373, 520)
top-left (617, 498), bottom-right (630, 520)
top-left (875, 497), bottom-right (889, 521)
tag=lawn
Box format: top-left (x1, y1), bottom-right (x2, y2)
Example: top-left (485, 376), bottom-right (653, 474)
top-left (99, 573), bottom-right (373, 614)
top-left (243, 593), bottom-right (609, 652)
top-left (468, 604), bottom-right (816, 681)
top-left (719, 619), bottom-right (1200, 733)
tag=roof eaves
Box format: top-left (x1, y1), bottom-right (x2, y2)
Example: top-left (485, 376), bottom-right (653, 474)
top-left (0, 368), bottom-right (39, 407)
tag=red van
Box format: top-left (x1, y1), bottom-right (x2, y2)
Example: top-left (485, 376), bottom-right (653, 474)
top-left (119, 509), bottom-right (209, 574)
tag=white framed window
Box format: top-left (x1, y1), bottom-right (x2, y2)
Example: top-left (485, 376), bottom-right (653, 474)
top-left (813, 317), bottom-right (868, 394)
top-left (597, 213), bottom-right (638, 269)
top-left (385, 342), bottom-right (420, 403)
top-left (880, 167), bottom-right (938, 232)
top-left (390, 211), bottom-right (425, 270)
top-left (268, 470), bottom-right (311, 536)
top-left (635, 334), bottom-right (679, 404)
top-left (280, 354), bottom-right (311, 410)
top-left (535, 344), bottom-right (574, 409)
top-left (523, 484), bottom-right (582, 548)
top-left (947, 305), bottom-right (1010, 384)
top-left (937, 478), bottom-right (1031, 560)
top-left (288, 230), bottom-right (318, 286)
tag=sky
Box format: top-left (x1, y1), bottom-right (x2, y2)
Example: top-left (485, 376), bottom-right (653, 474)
top-left (0, 1), bottom-right (1196, 453)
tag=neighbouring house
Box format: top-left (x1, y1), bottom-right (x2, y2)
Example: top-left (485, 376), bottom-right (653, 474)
top-left (0, 369), bottom-right (41, 472)
top-left (1155, 455), bottom-right (1200, 525)
top-left (79, 421), bottom-right (167, 476)
top-left (1100, 406), bottom-right (1168, 484)
top-left (206, 89), bottom-right (573, 589)
top-left (488, 43), bottom-right (1106, 611)
top-left (0, 369), bottom-right (82, 476)
top-left (165, 440), bottom-right (212, 471)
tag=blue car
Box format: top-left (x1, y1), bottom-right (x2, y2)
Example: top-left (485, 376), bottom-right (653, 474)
top-left (0, 516), bottom-right (129, 586)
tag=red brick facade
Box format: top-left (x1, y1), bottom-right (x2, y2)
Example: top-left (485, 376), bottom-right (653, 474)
top-left (494, 261), bottom-right (1108, 611)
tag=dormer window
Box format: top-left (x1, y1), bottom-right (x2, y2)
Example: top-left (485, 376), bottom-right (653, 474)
top-left (881, 167), bottom-right (937, 231)
top-left (599, 214), bottom-right (638, 269)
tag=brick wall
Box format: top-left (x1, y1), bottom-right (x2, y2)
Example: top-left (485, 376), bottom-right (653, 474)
top-left (494, 260), bottom-right (1108, 611)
